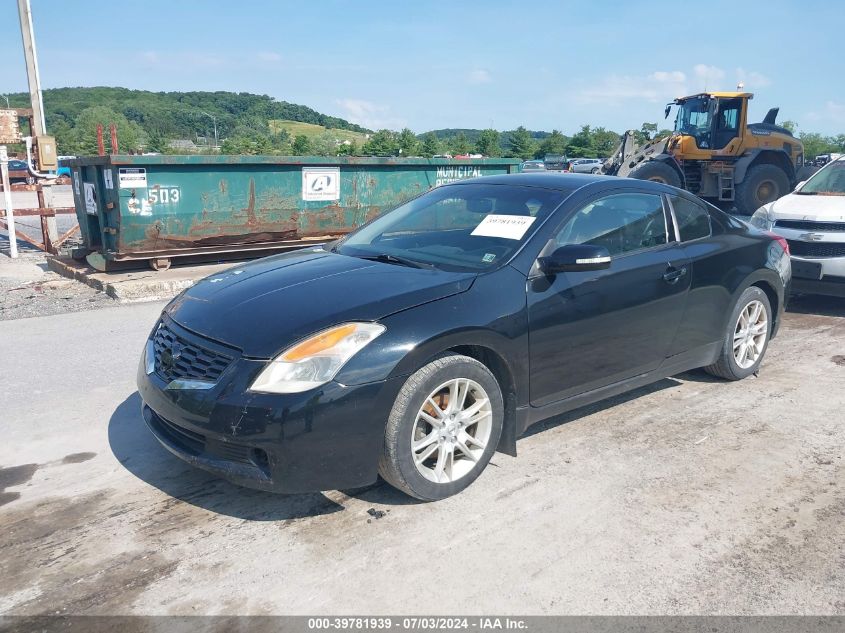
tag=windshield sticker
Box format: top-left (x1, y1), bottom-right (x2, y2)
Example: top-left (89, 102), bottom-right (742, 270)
top-left (482, 253), bottom-right (496, 263)
top-left (471, 214), bottom-right (536, 240)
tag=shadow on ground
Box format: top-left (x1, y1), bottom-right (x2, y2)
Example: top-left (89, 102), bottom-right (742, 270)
top-left (787, 293), bottom-right (845, 317)
top-left (108, 392), bottom-right (418, 521)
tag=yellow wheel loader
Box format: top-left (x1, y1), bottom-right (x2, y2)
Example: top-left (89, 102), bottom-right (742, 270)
top-left (602, 92), bottom-right (804, 214)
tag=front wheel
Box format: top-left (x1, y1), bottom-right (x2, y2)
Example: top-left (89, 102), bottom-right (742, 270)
top-left (378, 354), bottom-right (504, 500)
top-left (735, 164), bottom-right (789, 215)
top-left (704, 286), bottom-right (772, 380)
top-left (629, 160), bottom-right (682, 187)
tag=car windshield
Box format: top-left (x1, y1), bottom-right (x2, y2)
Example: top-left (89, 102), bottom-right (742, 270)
top-left (334, 183), bottom-right (567, 272)
top-left (799, 160), bottom-right (845, 195)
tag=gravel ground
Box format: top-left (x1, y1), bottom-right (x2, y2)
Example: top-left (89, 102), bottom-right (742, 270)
top-left (0, 296), bottom-right (843, 616)
top-left (0, 248), bottom-right (116, 320)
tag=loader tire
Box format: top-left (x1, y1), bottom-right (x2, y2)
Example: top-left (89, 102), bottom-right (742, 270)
top-left (735, 164), bottom-right (790, 215)
top-left (629, 161), bottom-right (682, 187)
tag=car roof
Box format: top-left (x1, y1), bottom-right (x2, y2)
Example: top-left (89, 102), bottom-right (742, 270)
top-left (447, 172), bottom-right (677, 194)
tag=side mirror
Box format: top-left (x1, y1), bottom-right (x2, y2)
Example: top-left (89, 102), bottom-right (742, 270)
top-left (538, 244), bottom-right (612, 274)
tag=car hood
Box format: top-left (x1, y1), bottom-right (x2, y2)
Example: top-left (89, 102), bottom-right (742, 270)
top-left (166, 248), bottom-right (476, 358)
top-left (768, 191), bottom-right (845, 220)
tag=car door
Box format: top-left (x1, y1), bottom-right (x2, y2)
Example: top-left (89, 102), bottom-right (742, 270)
top-left (527, 191), bottom-right (691, 407)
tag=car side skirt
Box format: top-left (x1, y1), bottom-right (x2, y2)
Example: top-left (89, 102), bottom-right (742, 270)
top-left (516, 341), bottom-right (721, 433)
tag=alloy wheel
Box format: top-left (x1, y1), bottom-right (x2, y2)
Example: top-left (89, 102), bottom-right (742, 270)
top-left (411, 378), bottom-right (493, 484)
top-left (733, 299), bottom-right (768, 369)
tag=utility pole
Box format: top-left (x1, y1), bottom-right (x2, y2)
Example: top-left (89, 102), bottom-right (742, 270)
top-left (200, 111), bottom-right (218, 149)
top-left (17, 0), bottom-right (57, 244)
top-left (17, 0), bottom-right (46, 137)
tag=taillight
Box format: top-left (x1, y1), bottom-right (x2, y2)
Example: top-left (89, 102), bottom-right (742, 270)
top-left (767, 232), bottom-right (790, 255)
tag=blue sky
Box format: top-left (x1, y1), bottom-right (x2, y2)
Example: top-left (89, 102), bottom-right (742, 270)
top-left (1, 0), bottom-right (843, 135)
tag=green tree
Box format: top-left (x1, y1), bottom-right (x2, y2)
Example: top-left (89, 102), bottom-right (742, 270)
top-left (361, 129), bottom-right (398, 156)
top-left (310, 130), bottom-right (341, 156)
top-left (450, 132), bottom-right (471, 155)
top-left (420, 132), bottom-right (441, 158)
top-left (72, 106), bottom-right (145, 154)
top-left (397, 128), bottom-right (419, 156)
top-left (336, 140), bottom-right (358, 156)
top-left (565, 125), bottom-right (595, 158)
top-left (537, 129), bottom-right (567, 159)
top-left (145, 130), bottom-right (167, 153)
top-left (220, 134), bottom-right (272, 155)
top-left (591, 127), bottom-right (623, 157)
top-left (635, 122), bottom-right (658, 143)
top-left (508, 126), bottom-right (537, 159)
top-left (475, 128), bottom-right (501, 157)
top-left (291, 134), bottom-right (312, 155)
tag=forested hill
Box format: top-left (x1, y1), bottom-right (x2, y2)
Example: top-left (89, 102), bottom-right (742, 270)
top-left (3, 86), bottom-right (369, 154)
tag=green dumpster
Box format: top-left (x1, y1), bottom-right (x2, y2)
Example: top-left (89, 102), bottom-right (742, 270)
top-left (68, 155), bottom-right (521, 270)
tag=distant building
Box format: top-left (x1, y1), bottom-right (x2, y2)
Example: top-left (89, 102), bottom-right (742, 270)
top-left (168, 139), bottom-right (199, 152)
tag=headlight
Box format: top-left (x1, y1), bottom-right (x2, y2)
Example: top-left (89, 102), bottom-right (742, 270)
top-left (249, 322), bottom-right (385, 394)
top-left (144, 338), bottom-right (156, 375)
top-left (749, 206), bottom-right (775, 230)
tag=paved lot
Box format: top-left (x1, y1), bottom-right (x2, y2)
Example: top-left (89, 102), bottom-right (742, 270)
top-left (0, 296), bottom-right (843, 615)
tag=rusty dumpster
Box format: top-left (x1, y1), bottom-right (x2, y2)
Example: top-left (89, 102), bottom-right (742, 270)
top-left (68, 155), bottom-right (521, 270)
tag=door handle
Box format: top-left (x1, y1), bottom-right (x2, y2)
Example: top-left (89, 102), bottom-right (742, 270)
top-left (663, 266), bottom-right (688, 284)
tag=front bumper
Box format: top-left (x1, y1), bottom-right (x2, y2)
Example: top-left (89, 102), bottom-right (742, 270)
top-left (770, 225), bottom-right (845, 297)
top-left (137, 320), bottom-right (405, 494)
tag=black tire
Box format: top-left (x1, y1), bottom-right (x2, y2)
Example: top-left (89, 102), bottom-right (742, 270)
top-left (590, 166), bottom-right (601, 174)
top-left (704, 286), bottom-right (772, 380)
top-left (378, 354), bottom-right (504, 501)
top-left (735, 164), bottom-right (790, 215)
top-left (629, 160), bottom-right (682, 187)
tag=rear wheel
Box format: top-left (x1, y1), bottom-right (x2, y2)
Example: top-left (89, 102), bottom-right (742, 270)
top-left (378, 354), bottom-right (504, 500)
top-left (629, 161), bottom-right (682, 187)
top-left (704, 286), bottom-right (772, 380)
top-left (735, 164), bottom-right (790, 215)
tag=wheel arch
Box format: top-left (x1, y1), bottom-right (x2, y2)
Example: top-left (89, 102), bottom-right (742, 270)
top-left (722, 270), bottom-right (785, 341)
top-left (735, 149), bottom-right (796, 186)
top-left (384, 331), bottom-right (523, 458)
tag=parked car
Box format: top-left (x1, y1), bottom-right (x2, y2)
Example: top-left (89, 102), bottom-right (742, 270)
top-left (5, 159), bottom-right (33, 184)
top-left (751, 156), bottom-right (845, 296)
top-left (569, 158), bottom-right (603, 174)
top-left (520, 160), bottom-right (546, 172)
top-left (138, 174), bottom-right (790, 500)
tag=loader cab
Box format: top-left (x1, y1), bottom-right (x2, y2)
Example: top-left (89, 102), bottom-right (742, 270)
top-left (669, 92), bottom-right (750, 155)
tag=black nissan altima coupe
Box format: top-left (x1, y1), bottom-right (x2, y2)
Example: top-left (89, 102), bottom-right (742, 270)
top-left (138, 174), bottom-right (791, 500)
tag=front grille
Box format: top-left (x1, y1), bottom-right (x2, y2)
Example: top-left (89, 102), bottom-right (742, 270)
top-left (153, 323), bottom-right (232, 383)
top-left (155, 414), bottom-right (205, 455)
top-left (148, 410), bottom-right (263, 468)
top-left (787, 240), bottom-right (845, 258)
top-left (777, 219), bottom-right (845, 232)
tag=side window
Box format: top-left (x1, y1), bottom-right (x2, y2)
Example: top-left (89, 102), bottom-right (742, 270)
top-left (669, 195), bottom-right (712, 241)
top-left (555, 193), bottom-right (667, 256)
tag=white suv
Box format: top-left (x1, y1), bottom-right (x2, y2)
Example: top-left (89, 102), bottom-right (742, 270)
top-left (751, 156), bottom-right (845, 296)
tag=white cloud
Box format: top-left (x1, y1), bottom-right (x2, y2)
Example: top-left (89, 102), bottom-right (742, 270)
top-left (651, 71), bottom-right (686, 84)
top-left (256, 51), bottom-right (283, 63)
top-left (735, 68), bottom-right (771, 89)
top-left (577, 70), bottom-right (687, 104)
top-left (336, 98), bottom-right (406, 130)
top-left (467, 69), bottom-right (492, 85)
top-left (692, 64), bottom-right (726, 89)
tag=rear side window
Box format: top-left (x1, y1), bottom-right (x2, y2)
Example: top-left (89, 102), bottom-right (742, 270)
top-left (669, 195), bottom-right (711, 241)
